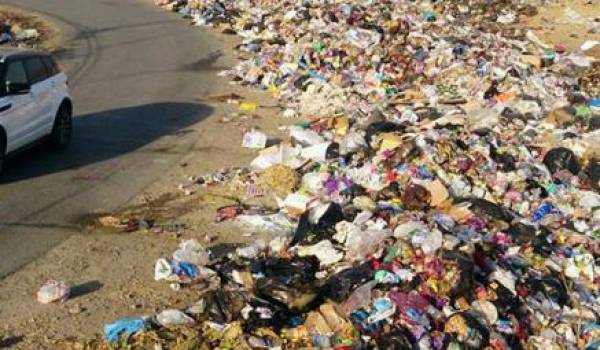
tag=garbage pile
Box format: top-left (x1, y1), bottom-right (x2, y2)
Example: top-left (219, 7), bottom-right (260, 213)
top-left (104, 0), bottom-right (600, 348)
top-left (0, 12), bottom-right (41, 47)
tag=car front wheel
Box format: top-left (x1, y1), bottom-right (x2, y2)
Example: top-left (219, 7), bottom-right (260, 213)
top-left (48, 105), bottom-right (72, 149)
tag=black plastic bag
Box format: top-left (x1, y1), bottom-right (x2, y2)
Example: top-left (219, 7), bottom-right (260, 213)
top-left (252, 256), bottom-right (320, 310)
top-left (290, 204), bottom-right (344, 246)
top-left (531, 226), bottom-right (554, 257)
top-left (314, 202), bottom-right (344, 232)
top-left (501, 107), bottom-right (527, 122)
top-left (326, 142), bottom-right (340, 159)
top-left (442, 250), bottom-right (475, 300)
top-left (525, 179), bottom-right (549, 198)
top-left (251, 256), bottom-right (319, 287)
top-left (461, 198), bottom-right (517, 223)
top-left (364, 121), bottom-right (405, 146)
top-left (415, 107), bottom-right (442, 121)
top-left (378, 181), bottom-right (401, 200)
top-left (320, 263), bottom-right (374, 302)
top-left (543, 147), bottom-right (580, 175)
top-left (527, 275), bottom-right (571, 307)
top-left (375, 326), bottom-right (418, 350)
top-left (255, 277), bottom-right (319, 310)
top-left (462, 312), bottom-right (491, 349)
top-left (583, 160), bottom-right (600, 190)
top-left (243, 297), bottom-right (299, 331)
top-left (589, 116), bottom-right (600, 131)
top-left (203, 290), bottom-right (248, 323)
top-left (290, 212), bottom-right (311, 246)
top-left (490, 145), bottom-right (517, 172)
top-left (473, 128), bottom-right (493, 137)
top-left (506, 222), bottom-right (537, 245)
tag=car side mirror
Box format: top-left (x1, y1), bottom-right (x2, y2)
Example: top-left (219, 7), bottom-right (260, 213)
top-left (6, 82), bottom-right (31, 95)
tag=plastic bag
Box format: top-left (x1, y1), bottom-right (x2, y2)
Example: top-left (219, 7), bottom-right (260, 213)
top-left (202, 290), bottom-right (248, 323)
top-left (172, 239), bottom-right (209, 266)
top-left (543, 147), bottom-right (580, 175)
top-left (156, 309), bottom-right (195, 326)
top-left (345, 228), bottom-right (392, 261)
top-left (251, 256), bottom-right (320, 309)
top-left (296, 240), bottom-right (344, 267)
top-left (464, 198), bottom-right (517, 223)
top-left (36, 280), bottom-right (70, 304)
top-left (103, 317), bottom-right (147, 343)
top-left (364, 121), bottom-right (405, 146)
top-left (342, 280), bottom-right (377, 315)
top-left (289, 126), bottom-right (325, 146)
top-left (320, 263), bottom-right (374, 302)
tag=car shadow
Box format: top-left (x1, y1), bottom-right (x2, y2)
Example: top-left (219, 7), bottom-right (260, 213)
top-left (0, 102), bottom-right (213, 183)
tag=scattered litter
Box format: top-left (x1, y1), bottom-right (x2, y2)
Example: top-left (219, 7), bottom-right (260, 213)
top-left (103, 317), bottom-right (148, 343)
top-left (36, 280), bottom-right (70, 304)
top-left (242, 129), bottom-right (267, 149)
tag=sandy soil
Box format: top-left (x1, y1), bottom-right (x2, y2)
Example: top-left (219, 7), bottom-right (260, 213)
top-left (524, 0), bottom-right (600, 55)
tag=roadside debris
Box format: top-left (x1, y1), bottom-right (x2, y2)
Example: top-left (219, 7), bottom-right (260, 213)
top-left (96, 0), bottom-right (600, 348)
top-left (36, 280), bottom-right (70, 304)
top-left (103, 317), bottom-right (148, 344)
top-left (0, 10), bottom-right (44, 48)
top-left (242, 129), bottom-right (268, 149)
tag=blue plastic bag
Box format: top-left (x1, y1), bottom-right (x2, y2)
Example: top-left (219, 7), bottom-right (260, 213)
top-left (103, 317), bottom-right (147, 343)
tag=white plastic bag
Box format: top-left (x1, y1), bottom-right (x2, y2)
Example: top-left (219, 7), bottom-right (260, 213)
top-left (242, 130), bottom-right (268, 149)
top-left (172, 239), bottom-right (209, 266)
top-left (36, 280), bottom-right (70, 304)
top-left (156, 309), bottom-right (195, 326)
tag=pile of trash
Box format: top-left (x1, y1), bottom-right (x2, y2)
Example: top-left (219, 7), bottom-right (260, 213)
top-left (101, 0), bottom-right (600, 348)
top-left (0, 11), bottom-right (41, 47)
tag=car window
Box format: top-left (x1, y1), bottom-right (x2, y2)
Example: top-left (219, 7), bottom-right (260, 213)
top-left (23, 57), bottom-right (49, 84)
top-left (41, 55), bottom-right (59, 77)
top-left (5, 60), bottom-right (28, 86)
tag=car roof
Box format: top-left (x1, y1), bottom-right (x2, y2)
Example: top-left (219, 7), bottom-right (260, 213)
top-left (0, 47), bottom-right (48, 62)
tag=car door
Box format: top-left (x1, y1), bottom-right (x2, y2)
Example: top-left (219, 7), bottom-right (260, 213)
top-left (41, 54), bottom-right (62, 133)
top-left (23, 56), bottom-right (52, 141)
top-left (0, 59), bottom-right (36, 152)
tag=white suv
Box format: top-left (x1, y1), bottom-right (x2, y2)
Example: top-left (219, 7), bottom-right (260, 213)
top-left (0, 48), bottom-right (72, 172)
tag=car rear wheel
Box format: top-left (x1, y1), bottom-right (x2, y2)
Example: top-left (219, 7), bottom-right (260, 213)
top-left (48, 105), bottom-right (72, 149)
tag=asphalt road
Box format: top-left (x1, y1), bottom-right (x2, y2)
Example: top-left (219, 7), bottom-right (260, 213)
top-left (0, 0), bottom-right (227, 277)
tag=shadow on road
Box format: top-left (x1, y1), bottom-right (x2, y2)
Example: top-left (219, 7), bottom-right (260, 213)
top-left (70, 280), bottom-right (103, 299)
top-left (1, 102), bottom-right (213, 183)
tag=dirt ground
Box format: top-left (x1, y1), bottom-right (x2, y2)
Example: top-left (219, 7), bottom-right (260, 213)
top-left (525, 0), bottom-right (600, 56)
top-left (0, 1), bottom-right (598, 349)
